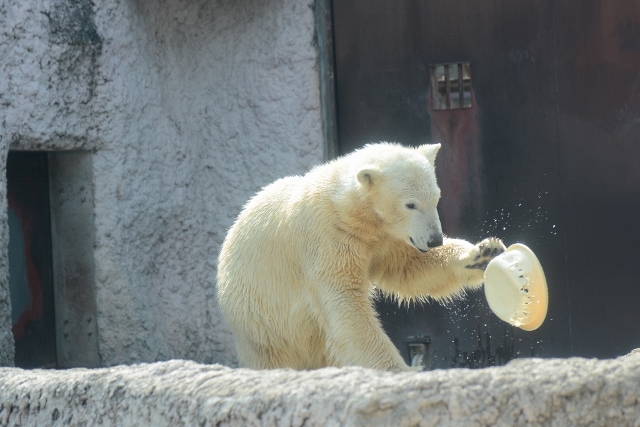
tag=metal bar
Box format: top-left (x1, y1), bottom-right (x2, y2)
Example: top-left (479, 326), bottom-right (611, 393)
top-left (444, 64), bottom-right (451, 109)
top-left (458, 63), bottom-right (464, 108)
top-left (315, 0), bottom-right (340, 159)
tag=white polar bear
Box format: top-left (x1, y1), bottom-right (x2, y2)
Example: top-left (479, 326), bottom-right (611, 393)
top-left (217, 143), bottom-right (505, 372)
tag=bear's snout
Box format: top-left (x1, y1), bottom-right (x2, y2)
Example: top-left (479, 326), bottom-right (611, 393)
top-left (427, 234), bottom-right (443, 248)
top-left (410, 233), bottom-right (443, 252)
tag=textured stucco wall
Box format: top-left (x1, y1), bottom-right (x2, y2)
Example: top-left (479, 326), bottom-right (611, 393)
top-left (0, 0), bottom-right (324, 366)
top-left (1, 354), bottom-right (640, 426)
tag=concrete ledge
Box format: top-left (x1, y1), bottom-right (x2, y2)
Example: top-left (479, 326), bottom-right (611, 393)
top-left (1, 355), bottom-right (639, 426)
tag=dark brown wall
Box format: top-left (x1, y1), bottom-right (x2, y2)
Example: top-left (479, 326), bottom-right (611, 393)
top-left (333, 0), bottom-right (640, 368)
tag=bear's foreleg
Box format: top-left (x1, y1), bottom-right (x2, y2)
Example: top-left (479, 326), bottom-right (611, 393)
top-left (372, 237), bottom-right (505, 302)
top-left (317, 285), bottom-right (413, 372)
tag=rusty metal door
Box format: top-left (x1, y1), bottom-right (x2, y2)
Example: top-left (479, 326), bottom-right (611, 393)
top-left (332, 0), bottom-right (640, 368)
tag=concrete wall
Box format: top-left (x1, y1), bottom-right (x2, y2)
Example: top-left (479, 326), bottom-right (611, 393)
top-left (1, 354), bottom-right (639, 426)
top-left (0, 0), bottom-right (324, 367)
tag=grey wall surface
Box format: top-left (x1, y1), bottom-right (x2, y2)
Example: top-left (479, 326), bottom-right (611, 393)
top-left (0, 0), bottom-right (324, 367)
top-left (1, 355), bottom-right (640, 426)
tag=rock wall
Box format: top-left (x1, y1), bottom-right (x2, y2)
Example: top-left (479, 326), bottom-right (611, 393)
top-left (1, 355), bottom-right (639, 426)
top-left (0, 0), bottom-right (324, 366)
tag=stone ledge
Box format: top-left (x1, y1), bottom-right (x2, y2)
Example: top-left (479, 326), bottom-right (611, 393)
top-left (1, 354), bottom-right (639, 426)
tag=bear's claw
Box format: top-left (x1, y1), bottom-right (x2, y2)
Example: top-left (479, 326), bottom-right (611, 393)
top-left (465, 237), bottom-right (506, 270)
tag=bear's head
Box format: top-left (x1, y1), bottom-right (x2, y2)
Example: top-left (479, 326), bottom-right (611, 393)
top-left (356, 143), bottom-right (444, 253)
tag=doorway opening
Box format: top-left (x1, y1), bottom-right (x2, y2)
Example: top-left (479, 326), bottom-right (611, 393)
top-left (7, 151), bottom-right (100, 368)
top-left (7, 152), bottom-right (57, 368)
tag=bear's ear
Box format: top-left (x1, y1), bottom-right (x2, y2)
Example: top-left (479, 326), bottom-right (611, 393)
top-left (418, 143), bottom-right (441, 165)
top-left (356, 167), bottom-right (379, 188)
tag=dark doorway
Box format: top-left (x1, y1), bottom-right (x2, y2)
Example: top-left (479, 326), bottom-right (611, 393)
top-left (332, 0), bottom-right (640, 367)
top-left (7, 152), bottom-right (58, 368)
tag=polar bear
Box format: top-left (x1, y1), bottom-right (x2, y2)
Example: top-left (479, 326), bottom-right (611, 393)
top-left (217, 143), bottom-right (505, 372)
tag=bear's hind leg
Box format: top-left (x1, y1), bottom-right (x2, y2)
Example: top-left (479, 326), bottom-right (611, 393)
top-left (236, 332), bottom-right (327, 370)
top-left (236, 338), bottom-right (295, 370)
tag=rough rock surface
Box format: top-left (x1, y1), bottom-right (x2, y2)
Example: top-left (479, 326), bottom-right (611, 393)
top-left (0, 0), bottom-right (323, 366)
top-left (1, 355), bottom-right (640, 426)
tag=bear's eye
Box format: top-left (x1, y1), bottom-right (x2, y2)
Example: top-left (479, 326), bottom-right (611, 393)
top-left (405, 203), bottom-right (416, 210)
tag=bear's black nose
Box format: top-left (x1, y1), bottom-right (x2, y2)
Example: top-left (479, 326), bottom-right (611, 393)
top-left (427, 235), bottom-right (443, 248)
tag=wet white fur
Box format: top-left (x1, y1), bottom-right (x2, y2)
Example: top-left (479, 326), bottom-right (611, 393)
top-left (217, 143), bottom-right (494, 372)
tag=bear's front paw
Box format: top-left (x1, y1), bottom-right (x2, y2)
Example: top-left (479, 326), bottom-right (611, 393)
top-left (465, 237), bottom-right (506, 270)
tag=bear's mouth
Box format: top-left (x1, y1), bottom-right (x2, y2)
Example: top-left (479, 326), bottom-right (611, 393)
top-left (410, 237), bottom-right (428, 253)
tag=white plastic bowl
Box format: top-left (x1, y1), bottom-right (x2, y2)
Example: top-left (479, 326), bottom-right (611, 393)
top-left (483, 243), bottom-right (548, 331)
